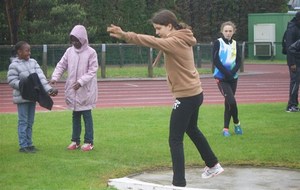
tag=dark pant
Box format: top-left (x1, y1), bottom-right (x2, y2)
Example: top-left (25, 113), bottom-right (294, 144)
top-left (169, 93), bottom-right (218, 187)
top-left (287, 66), bottom-right (300, 108)
top-left (216, 79), bottom-right (239, 128)
top-left (71, 110), bottom-right (94, 145)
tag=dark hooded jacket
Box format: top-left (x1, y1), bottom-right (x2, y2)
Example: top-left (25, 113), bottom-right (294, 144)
top-left (286, 16), bottom-right (300, 66)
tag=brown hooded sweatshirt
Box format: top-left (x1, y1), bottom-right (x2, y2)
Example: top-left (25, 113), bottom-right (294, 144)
top-left (124, 29), bottom-right (202, 98)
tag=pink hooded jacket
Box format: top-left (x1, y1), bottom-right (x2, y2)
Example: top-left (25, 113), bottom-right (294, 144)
top-left (51, 25), bottom-right (98, 111)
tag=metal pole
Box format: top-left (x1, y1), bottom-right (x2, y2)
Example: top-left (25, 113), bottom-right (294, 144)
top-left (240, 41), bottom-right (245, 73)
top-left (101, 44), bottom-right (106, 78)
top-left (42, 44), bottom-right (47, 77)
top-left (210, 42), bottom-right (214, 73)
top-left (119, 43), bottom-right (124, 67)
top-left (148, 48), bottom-right (153, 78)
top-left (196, 44), bottom-right (201, 68)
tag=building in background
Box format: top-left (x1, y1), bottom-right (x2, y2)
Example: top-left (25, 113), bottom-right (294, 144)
top-left (247, 1), bottom-right (299, 60)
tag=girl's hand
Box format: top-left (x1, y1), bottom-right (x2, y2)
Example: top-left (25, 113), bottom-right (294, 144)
top-left (107, 24), bottom-right (126, 40)
top-left (72, 82), bottom-right (81, 90)
top-left (49, 88), bottom-right (58, 96)
top-left (290, 64), bottom-right (297, 72)
top-left (49, 79), bottom-right (56, 85)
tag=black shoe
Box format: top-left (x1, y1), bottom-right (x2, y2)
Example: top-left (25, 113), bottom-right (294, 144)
top-left (286, 106), bottom-right (300, 112)
top-left (19, 147), bottom-right (31, 153)
top-left (27, 146), bottom-right (38, 152)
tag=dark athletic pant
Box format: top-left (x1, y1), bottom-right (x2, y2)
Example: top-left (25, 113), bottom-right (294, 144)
top-left (216, 79), bottom-right (239, 128)
top-left (169, 93), bottom-right (218, 187)
top-left (287, 66), bottom-right (300, 108)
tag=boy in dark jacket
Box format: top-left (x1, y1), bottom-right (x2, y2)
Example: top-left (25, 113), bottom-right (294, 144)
top-left (285, 12), bottom-right (300, 112)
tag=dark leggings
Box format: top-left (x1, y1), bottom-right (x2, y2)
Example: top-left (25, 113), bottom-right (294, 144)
top-left (216, 79), bottom-right (239, 128)
top-left (169, 93), bottom-right (218, 187)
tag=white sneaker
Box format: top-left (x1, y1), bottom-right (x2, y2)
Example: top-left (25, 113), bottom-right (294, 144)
top-left (81, 143), bottom-right (93, 151)
top-left (201, 163), bottom-right (224, 179)
top-left (203, 166), bottom-right (209, 171)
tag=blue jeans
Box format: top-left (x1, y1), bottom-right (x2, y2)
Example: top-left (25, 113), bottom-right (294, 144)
top-left (169, 93), bottom-right (218, 187)
top-left (17, 102), bottom-right (36, 148)
top-left (71, 110), bottom-right (94, 145)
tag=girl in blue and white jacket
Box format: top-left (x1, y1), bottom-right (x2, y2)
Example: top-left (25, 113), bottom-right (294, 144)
top-left (212, 21), bottom-right (242, 137)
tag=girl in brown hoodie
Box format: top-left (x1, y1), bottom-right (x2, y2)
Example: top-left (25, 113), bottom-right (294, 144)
top-left (107, 9), bottom-right (223, 186)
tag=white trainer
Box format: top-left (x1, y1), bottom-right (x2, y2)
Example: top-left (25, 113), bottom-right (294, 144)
top-left (201, 163), bottom-right (224, 179)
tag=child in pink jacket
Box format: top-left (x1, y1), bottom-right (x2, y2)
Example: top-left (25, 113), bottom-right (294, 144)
top-left (50, 25), bottom-right (98, 151)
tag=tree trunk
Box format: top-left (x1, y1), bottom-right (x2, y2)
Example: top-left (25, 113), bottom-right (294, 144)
top-left (4, 0), bottom-right (29, 45)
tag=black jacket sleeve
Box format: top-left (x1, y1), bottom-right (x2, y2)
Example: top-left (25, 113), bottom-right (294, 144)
top-left (286, 21), bottom-right (300, 66)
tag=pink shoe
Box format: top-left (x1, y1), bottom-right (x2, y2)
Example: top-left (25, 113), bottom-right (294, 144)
top-left (81, 143), bottom-right (93, 151)
top-left (67, 142), bottom-right (80, 150)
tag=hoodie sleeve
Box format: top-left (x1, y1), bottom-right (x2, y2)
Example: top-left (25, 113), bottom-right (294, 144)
top-left (124, 32), bottom-right (172, 52)
top-left (51, 48), bottom-right (70, 81)
top-left (124, 30), bottom-right (196, 53)
top-left (286, 22), bottom-right (299, 66)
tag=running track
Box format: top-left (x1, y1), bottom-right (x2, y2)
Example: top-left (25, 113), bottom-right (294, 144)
top-left (0, 64), bottom-right (291, 113)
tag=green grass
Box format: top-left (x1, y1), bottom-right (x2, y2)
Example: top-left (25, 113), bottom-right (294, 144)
top-left (244, 59), bottom-right (286, 64)
top-left (0, 58), bottom-right (286, 82)
top-left (0, 65), bottom-right (212, 82)
top-left (105, 66), bottom-right (166, 78)
top-left (0, 103), bottom-right (299, 190)
top-left (49, 65), bottom-right (211, 79)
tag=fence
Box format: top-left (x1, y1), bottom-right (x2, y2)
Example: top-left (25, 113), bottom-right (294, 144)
top-left (0, 43), bottom-right (246, 80)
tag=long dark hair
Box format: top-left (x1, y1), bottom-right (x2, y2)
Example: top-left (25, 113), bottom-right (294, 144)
top-left (150, 9), bottom-right (191, 30)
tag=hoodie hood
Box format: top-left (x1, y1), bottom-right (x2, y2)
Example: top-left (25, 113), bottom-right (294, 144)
top-left (70, 25), bottom-right (89, 52)
top-left (168, 29), bottom-right (197, 46)
top-left (288, 15), bottom-right (300, 29)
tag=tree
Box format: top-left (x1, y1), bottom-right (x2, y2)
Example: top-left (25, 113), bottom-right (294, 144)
top-left (4, 0), bottom-right (30, 44)
top-left (175, 0), bottom-right (288, 42)
top-left (21, 1), bottom-right (88, 44)
top-left (1, 0), bottom-right (289, 45)
top-left (84, 0), bottom-right (124, 43)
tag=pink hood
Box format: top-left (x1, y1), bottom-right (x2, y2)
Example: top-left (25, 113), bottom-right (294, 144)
top-left (70, 25), bottom-right (89, 52)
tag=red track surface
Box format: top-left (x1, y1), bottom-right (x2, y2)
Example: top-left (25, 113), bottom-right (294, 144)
top-left (0, 64), bottom-right (291, 113)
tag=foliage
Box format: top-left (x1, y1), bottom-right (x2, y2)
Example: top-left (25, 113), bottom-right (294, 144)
top-left (176, 0), bottom-right (288, 42)
top-left (1, 0), bottom-right (289, 45)
top-left (23, 2), bottom-right (87, 44)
